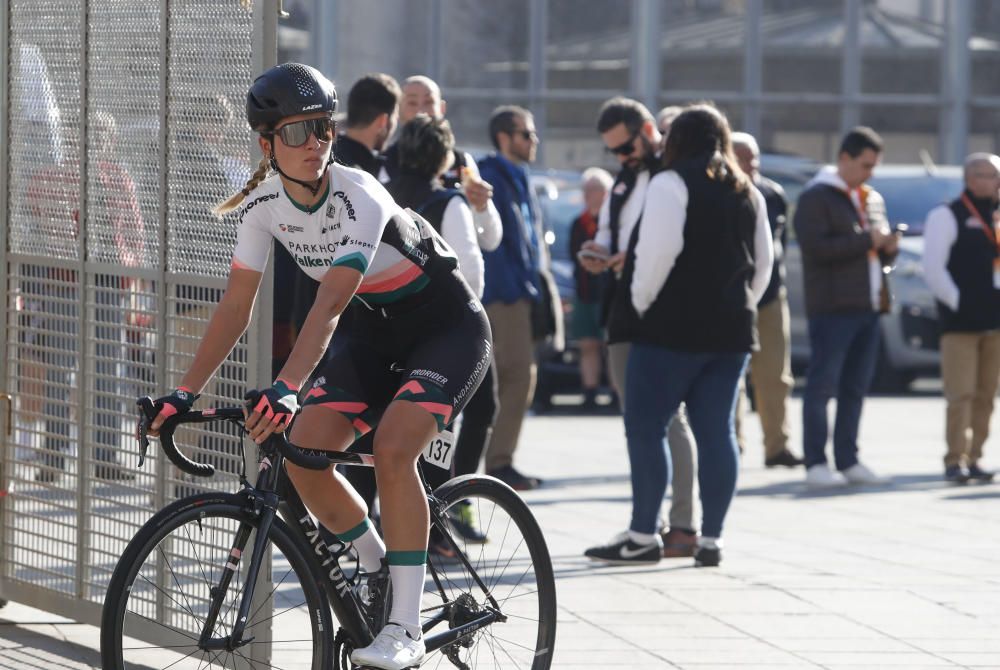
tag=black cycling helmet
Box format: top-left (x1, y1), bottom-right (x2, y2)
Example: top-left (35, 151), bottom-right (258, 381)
top-left (246, 62), bottom-right (337, 132)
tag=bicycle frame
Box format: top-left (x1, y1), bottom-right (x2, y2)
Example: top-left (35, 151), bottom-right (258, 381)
top-left (137, 401), bottom-right (508, 660)
top-left (194, 445), bottom-right (375, 653)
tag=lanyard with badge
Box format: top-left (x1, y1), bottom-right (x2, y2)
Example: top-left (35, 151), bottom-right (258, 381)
top-left (960, 192), bottom-right (1000, 289)
top-left (846, 185), bottom-right (893, 312)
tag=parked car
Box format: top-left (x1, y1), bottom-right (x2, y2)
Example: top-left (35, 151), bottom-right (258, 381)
top-left (771, 162), bottom-right (961, 391)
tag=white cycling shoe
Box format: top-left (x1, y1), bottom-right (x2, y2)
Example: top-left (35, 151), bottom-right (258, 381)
top-left (350, 623), bottom-right (425, 669)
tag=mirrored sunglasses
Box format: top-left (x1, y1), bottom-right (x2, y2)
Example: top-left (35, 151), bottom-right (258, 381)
top-left (274, 117), bottom-right (335, 147)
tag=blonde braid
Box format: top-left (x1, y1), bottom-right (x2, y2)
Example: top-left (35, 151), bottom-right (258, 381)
top-left (213, 156), bottom-right (272, 216)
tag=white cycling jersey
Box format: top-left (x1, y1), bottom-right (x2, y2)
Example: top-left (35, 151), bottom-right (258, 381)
top-left (233, 163), bottom-right (457, 305)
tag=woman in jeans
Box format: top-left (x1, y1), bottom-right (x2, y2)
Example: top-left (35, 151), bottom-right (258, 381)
top-left (586, 104), bottom-right (773, 567)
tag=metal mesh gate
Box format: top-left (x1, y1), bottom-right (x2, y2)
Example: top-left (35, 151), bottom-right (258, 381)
top-left (0, 0), bottom-right (276, 633)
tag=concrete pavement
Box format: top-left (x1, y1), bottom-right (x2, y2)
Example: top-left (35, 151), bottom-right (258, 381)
top-left (1, 394), bottom-right (998, 668)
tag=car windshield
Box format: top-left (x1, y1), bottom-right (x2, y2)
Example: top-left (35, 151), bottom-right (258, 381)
top-left (533, 175), bottom-right (584, 263)
top-left (868, 173), bottom-right (963, 235)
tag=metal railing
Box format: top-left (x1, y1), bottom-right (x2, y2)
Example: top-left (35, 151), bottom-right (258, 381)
top-left (0, 0), bottom-right (277, 643)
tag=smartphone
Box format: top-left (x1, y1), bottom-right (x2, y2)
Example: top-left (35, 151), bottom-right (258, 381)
top-left (577, 248), bottom-right (610, 262)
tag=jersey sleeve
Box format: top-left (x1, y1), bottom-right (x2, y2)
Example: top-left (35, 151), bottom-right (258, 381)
top-left (328, 173), bottom-right (395, 276)
top-left (231, 203), bottom-right (272, 272)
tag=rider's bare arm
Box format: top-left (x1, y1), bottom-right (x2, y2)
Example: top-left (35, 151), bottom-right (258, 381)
top-left (274, 265), bottom-right (362, 390)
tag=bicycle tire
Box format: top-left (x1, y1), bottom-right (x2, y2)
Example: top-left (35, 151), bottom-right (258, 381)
top-left (425, 475), bottom-right (557, 669)
top-left (101, 494), bottom-right (334, 670)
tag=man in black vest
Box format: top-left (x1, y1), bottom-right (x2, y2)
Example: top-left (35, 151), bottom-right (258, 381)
top-left (923, 153), bottom-right (1000, 483)
top-left (731, 132), bottom-right (803, 468)
top-left (578, 97), bottom-right (700, 558)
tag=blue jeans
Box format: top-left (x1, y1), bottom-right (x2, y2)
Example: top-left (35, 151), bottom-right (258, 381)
top-left (802, 311), bottom-right (880, 470)
top-left (624, 345), bottom-right (747, 539)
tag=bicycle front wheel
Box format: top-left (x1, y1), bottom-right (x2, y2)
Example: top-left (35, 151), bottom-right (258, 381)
top-left (425, 475), bottom-right (557, 669)
top-left (101, 494), bottom-right (333, 670)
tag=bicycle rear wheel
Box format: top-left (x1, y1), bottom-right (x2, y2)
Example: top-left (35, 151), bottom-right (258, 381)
top-left (101, 494), bottom-right (333, 670)
top-left (425, 475), bottom-right (557, 669)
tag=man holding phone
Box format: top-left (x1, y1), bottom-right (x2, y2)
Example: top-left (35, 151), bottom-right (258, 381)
top-left (579, 97), bottom-right (700, 559)
top-left (794, 127), bottom-right (900, 488)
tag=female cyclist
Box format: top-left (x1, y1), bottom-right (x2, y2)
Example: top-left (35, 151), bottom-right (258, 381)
top-left (149, 63), bottom-right (492, 670)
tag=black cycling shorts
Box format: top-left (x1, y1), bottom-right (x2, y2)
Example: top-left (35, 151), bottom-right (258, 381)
top-left (301, 271), bottom-right (492, 436)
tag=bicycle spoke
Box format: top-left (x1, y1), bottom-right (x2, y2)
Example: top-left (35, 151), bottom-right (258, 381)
top-left (157, 545), bottom-right (208, 627)
top-left (107, 502), bottom-right (331, 669)
top-left (422, 481), bottom-right (554, 670)
top-left (120, 609), bottom-right (200, 646)
top-left (247, 561), bottom-right (304, 624)
top-left (134, 571), bottom-right (207, 632)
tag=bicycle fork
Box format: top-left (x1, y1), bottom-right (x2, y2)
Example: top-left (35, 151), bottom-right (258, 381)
top-left (198, 500), bottom-right (278, 652)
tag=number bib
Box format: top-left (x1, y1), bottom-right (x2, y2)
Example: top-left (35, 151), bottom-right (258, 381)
top-left (421, 429), bottom-right (455, 470)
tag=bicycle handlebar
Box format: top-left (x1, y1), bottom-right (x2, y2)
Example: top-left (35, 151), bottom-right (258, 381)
top-left (136, 396), bottom-right (370, 476)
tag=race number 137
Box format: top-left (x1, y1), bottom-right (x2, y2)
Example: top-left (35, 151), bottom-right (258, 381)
top-left (422, 430), bottom-right (455, 470)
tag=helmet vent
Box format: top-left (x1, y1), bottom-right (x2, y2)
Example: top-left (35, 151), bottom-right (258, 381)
top-left (285, 63), bottom-right (317, 97)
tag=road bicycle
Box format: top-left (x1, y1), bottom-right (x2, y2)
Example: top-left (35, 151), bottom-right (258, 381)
top-left (100, 397), bottom-right (557, 669)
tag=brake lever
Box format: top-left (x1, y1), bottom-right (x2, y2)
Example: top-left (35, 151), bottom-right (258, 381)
top-left (135, 397), bottom-right (157, 468)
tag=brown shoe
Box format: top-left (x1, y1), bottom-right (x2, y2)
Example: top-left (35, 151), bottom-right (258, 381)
top-left (661, 528), bottom-right (697, 558)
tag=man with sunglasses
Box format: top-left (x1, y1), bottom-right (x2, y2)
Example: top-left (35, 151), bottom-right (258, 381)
top-left (578, 97), bottom-right (700, 559)
top-left (477, 105), bottom-right (558, 491)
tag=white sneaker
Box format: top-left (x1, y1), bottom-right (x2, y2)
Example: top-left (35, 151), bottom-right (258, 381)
top-left (841, 462), bottom-right (888, 485)
top-left (805, 464), bottom-right (848, 488)
top-left (350, 623), bottom-right (425, 670)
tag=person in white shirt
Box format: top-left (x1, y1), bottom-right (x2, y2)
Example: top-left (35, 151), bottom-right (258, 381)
top-left (585, 104), bottom-right (773, 568)
top-left (922, 153), bottom-right (1000, 484)
top-left (579, 97), bottom-right (700, 560)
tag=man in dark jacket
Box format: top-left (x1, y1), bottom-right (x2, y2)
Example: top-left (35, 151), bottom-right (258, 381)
top-left (923, 153), bottom-right (1000, 484)
top-left (732, 132), bottom-right (802, 468)
top-left (794, 127), bottom-right (900, 488)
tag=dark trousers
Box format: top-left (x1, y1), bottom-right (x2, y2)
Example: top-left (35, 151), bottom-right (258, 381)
top-left (802, 311), bottom-right (881, 470)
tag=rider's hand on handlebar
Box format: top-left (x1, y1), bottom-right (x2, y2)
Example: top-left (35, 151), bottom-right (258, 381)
top-left (149, 387), bottom-right (199, 436)
top-left (244, 379), bottom-right (300, 444)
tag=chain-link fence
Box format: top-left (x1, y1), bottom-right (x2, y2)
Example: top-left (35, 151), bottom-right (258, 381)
top-left (0, 0), bottom-right (275, 633)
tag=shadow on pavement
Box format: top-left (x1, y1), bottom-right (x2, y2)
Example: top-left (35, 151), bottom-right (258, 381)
top-left (529, 473), bottom-right (630, 490)
top-left (737, 472), bottom-right (960, 498)
top-left (940, 486), bottom-right (1000, 501)
top-left (525, 494), bottom-right (630, 507)
top-left (550, 555), bottom-right (696, 580)
top-left (0, 621), bottom-right (102, 669)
